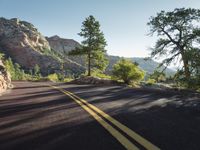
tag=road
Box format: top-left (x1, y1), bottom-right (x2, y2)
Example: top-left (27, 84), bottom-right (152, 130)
top-left (0, 81), bottom-right (200, 150)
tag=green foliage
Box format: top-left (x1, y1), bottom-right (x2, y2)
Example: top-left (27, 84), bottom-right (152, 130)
top-left (149, 70), bottom-right (166, 82)
top-left (42, 48), bottom-right (63, 62)
top-left (148, 8), bottom-right (200, 80)
top-left (90, 69), bottom-right (111, 79)
top-left (0, 53), bottom-right (4, 59)
top-left (47, 73), bottom-right (59, 82)
top-left (112, 59), bottom-right (145, 84)
top-left (146, 79), bottom-right (156, 85)
top-left (174, 70), bottom-right (200, 89)
top-left (68, 15), bottom-right (108, 76)
top-left (4, 58), bottom-right (25, 80)
top-left (63, 77), bottom-right (73, 82)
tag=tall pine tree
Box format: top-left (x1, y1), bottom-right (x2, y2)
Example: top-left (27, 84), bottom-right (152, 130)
top-left (69, 15), bottom-right (108, 76)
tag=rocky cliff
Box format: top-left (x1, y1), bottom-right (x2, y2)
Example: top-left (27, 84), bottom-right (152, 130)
top-left (47, 35), bottom-right (86, 66)
top-left (47, 35), bottom-right (80, 53)
top-left (0, 18), bottom-right (85, 75)
top-left (0, 59), bottom-right (11, 94)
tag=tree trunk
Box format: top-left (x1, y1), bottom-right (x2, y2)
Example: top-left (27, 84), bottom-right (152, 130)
top-left (88, 52), bottom-right (91, 76)
top-left (183, 59), bottom-right (190, 78)
top-left (181, 50), bottom-right (190, 78)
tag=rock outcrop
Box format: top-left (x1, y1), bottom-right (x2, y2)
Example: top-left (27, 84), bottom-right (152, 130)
top-left (47, 35), bottom-right (86, 66)
top-left (0, 59), bottom-right (12, 94)
top-left (0, 18), bottom-right (85, 75)
top-left (47, 35), bottom-right (80, 53)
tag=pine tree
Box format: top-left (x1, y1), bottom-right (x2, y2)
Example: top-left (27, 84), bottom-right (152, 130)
top-left (69, 15), bottom-right (108, 76)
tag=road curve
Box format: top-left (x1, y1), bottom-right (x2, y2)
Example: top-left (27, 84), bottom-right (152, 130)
top-left (0, 81), bottom-right (200, 150)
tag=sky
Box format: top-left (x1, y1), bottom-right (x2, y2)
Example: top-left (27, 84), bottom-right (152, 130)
top-left (0, 0), bottom-right (200, 59)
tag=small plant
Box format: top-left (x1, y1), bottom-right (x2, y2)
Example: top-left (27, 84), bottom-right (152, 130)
top-left (146, 78), bottom-right (156, 85)
top-left (90, 69), bottom-right (111, 79)
top-left (63, 77), bottom-right (73, 82)
top-left (47, 73), bottom-right (59, 82)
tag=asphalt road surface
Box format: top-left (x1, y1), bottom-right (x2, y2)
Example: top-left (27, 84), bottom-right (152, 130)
top-left (0, 81), bottom-right (200, 150)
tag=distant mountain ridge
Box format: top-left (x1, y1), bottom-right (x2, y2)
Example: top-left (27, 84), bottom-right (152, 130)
top-left (106, 55), bottom-right (175, 76)
top-left (0, 17), bottom-right (175, 76)
top-left (47, 36), bottom-right (175, 76)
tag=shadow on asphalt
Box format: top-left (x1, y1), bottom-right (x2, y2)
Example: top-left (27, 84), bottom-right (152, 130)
top-left (58, 83), bottom-right (200, 150)
top-left (0, 83), bottom-right (125, 150)
top-left (0, 82), bottom-right (200, 150)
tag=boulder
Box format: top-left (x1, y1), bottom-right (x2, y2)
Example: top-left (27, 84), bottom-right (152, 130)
top-left (0, 59), bottom-right (12, 94)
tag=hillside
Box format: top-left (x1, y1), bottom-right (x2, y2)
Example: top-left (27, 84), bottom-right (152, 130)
top-left (0, 18), bottom-right (85, 75)
top-left (47, 35), bottom-right (175, 76)
top-left (0, 18), bottom-right (175, 77)
top-left (47, 35), bottom-right (86, 66)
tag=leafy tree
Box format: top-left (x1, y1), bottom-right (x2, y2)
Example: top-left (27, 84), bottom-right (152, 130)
top-left (147, 8), bottom-right (200, 79)
top-left (69, 15), bottom-right (108, 76)
top-left (112, 59), bottom-right (145, 84)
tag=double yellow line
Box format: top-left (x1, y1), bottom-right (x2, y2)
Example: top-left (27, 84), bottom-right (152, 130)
top-left (50, 85), bottom-right (160, 150)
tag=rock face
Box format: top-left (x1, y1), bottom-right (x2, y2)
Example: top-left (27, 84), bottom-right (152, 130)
top-left (0, 18), bottom-right (85, 75)
top-left (47, 35), bottom-right (86, 66)
top-left (0, 59), bottom-right (11, 94)
top-left (47, 35), bottom-right (80, 53)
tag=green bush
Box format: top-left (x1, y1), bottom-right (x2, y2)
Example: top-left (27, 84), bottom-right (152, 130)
top-left (174, 70), bottom-right (200, 90)
top-left (64, 77), bottom-right (73, 82)
top-left (4, 58), bottom-right (26, 80)
top-left (47, 73), bottom-right (59, 82)
top-left (112, 58), bottom-right (145, 84)
top-left (146, 78), bottom-right (156, 85)
top-left (91, 69), bottom-right (111, 79)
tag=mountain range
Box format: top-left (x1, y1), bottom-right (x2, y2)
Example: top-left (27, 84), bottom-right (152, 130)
top-left (0, 17), bottom-right (175, 76)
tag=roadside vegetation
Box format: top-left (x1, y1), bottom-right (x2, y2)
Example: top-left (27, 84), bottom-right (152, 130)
top-left (112, 58), bottom-right (145, 84)
top-left (1, 8), bottom-right (200, 92)
top-left (147, 8), bottom-right (200, 90)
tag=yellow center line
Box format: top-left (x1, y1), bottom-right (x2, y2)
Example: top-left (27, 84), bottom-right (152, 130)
top-left (50, 85), bottom-right (139, 150)
top-left (65, 90), bottom-right (160, 150)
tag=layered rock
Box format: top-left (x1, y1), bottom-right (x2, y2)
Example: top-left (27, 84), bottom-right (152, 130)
top-left (0, 18), bottom-right (85, 75)
top-left (47, 35), bottom-right (80, 53)
top-left (47, 35), bottom-right (86, 66)
top-left (0, 59), bottom-right (12, 94)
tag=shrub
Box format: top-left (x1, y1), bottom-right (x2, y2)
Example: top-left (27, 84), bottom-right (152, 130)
top-left (91, 69), bottom-right (111, 79)
top-left (64, 77), bottom-right (73, 82)
top-left (146, 78), bottom-right (156, 85)
top-left (47, 73), bottom-right (59, 82)
top-left (4, 58), bottom-right (26, 80)
top-left (112, 58), bottom-right (145, 84)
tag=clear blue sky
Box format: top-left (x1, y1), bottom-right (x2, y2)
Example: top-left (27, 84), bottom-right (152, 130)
top-left (0, 0), bottom-right (200, 58)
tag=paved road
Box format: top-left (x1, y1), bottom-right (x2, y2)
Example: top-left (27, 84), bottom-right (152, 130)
top-left (0, 81), bottom-right (200, 150)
